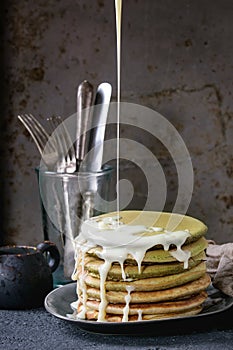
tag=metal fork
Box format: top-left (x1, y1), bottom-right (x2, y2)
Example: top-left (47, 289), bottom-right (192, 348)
top-left (47, 116), bottom-right (76, 173)
top-left (18, 113), bottom-right (58, 170)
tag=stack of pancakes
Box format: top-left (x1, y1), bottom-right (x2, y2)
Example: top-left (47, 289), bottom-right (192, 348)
top-left (72, 211), bottom-right (211, 322)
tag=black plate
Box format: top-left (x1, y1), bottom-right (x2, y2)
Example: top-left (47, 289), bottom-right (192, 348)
top-left (44, 283), bottom-right (233, 335)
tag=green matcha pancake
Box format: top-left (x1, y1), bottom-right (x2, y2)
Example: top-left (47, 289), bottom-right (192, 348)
top-left (77, 292), bottom-right (207, 322)
top-left (79, 261), bottom-right (207, 292)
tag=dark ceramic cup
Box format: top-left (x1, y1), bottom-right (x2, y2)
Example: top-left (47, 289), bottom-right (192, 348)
top-left (0, 241), bottom-right (60, 309)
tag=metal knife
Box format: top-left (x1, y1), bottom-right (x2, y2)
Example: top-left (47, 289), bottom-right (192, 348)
top-left (85, 82), bottom-right (112, 172)
top-left (75, 80), bottom-right (94, 170)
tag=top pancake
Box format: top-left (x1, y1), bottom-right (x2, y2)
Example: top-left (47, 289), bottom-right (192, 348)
top-left (94, 210), bottom-right (207, 245)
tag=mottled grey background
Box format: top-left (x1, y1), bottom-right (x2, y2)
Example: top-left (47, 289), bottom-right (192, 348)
top-left (0, 0), bottom-right (232, 245)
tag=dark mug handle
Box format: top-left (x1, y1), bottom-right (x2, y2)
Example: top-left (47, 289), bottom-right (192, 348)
top-left (37, 241), bottom-right (60, 273)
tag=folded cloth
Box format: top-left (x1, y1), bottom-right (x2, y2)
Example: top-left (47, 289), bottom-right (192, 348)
top-left (206, 240), bottom-right (233, 297)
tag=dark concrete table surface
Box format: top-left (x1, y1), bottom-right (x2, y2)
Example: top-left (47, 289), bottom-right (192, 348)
top-left (1, 306), bottom-right (233, 350)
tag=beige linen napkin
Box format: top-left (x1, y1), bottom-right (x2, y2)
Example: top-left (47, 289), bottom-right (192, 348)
top-left (206, 240), bottom-right (233, 297)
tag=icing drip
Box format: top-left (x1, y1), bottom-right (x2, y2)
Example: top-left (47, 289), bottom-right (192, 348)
top-left (77, 250), bottom-right (88, 319)
top-left (137, 309), bottom-right (143, 321)
top-left (73, 245), bottom-right (90, 319)
top-left (122, 285), bottom-right (135, 322)
top-left (170, 246), bottom-right (191, 269)
top-left (97, 260), bottom-right (112, 322)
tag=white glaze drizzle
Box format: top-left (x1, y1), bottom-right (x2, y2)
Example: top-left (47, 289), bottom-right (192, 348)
top-left (73, 245), bottom-right (90, 319)
top-left (170, 246), bottom-right (191, 269)
top-left (122, 285), bottom-right (135, 322)
top-left (137, 309), bottom-right (143, 321)
top-left (73, 215), bottom-right (191, 322)
top-left (115, 0), bottom-right (122, 218)
top-left (98, 260), bottom-right (112, 322)
top-left (76, 250), bottom-right (87, 319)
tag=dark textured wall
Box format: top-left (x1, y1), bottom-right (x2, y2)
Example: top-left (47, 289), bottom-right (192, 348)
top-left (1, 0), bottom-right (233, 245)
